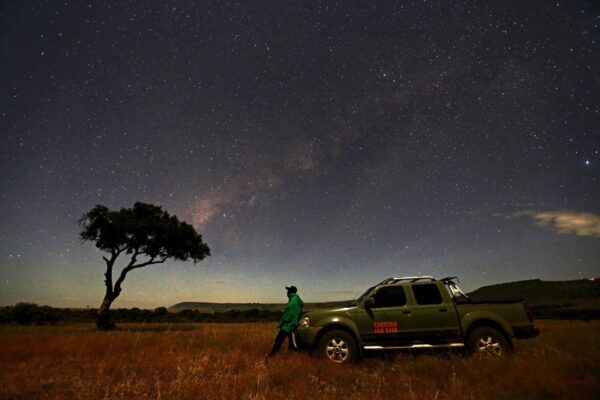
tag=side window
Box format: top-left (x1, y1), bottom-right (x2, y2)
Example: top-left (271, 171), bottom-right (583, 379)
top-left (373, 286), bottom-right (407, 308)
top-left (412, 284), bottom-right (443, 305)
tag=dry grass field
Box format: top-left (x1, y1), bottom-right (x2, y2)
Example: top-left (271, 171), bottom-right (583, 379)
top-left (1, 320), bottom-right (599, 400)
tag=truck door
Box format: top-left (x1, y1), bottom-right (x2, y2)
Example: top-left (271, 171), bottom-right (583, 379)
top-left (355, 285), bottom-right (414, 345)
top-left (409, 283), bottom-right (462, 343)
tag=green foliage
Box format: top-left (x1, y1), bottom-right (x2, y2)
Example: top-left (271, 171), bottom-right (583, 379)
top-left (79, 202), bottom-right (210, 262)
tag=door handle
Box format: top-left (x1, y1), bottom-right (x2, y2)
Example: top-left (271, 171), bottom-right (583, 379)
top-left (439, 308), bottom-right (448, 312)
top-left (402, 310), bottom-right (412, 315)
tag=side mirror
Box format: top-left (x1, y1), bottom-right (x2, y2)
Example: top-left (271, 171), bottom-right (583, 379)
top-left (364, 298), bottom-right (375, 309)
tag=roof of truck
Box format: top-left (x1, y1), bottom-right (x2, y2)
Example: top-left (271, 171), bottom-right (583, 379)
top-left (377, 276), bottom-right (460, 285)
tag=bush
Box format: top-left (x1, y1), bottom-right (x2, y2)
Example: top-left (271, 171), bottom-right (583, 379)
top-left (10, 303), bottom-right (63, 325)
top-left (0, 303), bottom-right (284, 325)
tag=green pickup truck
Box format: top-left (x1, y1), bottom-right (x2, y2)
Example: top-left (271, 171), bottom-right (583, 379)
top-left (296, 276), bottom-right (539, 363)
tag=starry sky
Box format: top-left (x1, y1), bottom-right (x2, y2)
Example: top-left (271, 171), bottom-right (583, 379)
top-left (1, 1), bottom-right (599, 308)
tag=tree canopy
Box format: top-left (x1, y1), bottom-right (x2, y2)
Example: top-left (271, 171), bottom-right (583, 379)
top-left (80, 202), bottom-right (210, 263)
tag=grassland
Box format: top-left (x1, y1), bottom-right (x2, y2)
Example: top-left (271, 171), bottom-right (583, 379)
top-left (1, 320), bottom-right (599, 399)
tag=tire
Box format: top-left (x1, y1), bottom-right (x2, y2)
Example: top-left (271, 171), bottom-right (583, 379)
top-left (318, 329), bottom-right (358, 363)
top-left (466, 326), bottom-right (512, 357)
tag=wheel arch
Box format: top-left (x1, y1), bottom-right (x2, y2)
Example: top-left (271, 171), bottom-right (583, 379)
top-left (465, 319), bottom-right (513, 348)
top-left (462, 311), bottom-right (514, 337)
top-left (315, 323), bottom-right (363, 356)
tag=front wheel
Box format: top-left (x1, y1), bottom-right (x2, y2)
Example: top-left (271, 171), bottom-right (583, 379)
top-left (466, 326), bottom-right (512, 357)
top-left (318, 330), bottom-right (358, 363)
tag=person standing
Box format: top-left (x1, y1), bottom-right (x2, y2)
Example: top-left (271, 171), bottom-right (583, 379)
top-left (267, 285), bottom-right (304, 357)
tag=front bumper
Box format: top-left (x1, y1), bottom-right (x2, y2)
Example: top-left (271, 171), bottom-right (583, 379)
top-left (513, 325), bottom-right (540, 339)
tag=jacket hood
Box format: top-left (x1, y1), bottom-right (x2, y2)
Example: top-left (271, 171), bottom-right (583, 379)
top-left (288, 293), bottom-right (304, 306)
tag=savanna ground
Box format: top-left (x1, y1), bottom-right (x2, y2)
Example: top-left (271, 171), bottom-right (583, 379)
top-left (1, 320), bottom-right (598, 399)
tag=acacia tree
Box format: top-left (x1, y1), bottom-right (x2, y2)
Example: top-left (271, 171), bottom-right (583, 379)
top-left (79, 202), bottom-right (210, 330)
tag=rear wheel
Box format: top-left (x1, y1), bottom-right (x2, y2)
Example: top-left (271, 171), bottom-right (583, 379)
top-left (467, 326), bottom-right (512, 357)
top-left (318, 330), bottom-right (358, 363)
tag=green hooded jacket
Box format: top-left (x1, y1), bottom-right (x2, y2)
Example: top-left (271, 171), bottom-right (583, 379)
top-left (278, 293), bottom-right (304, 333)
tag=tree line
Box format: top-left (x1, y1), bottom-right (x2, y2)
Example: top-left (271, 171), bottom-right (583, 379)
top-left (0, 303), bottom-right (283, 325)
top-left (2, 302), bottom-right (599, 325)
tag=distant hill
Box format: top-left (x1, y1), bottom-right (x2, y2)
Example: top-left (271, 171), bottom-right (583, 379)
top-left (468, 278), bottom-right (600, 319)
top-left (169, 300), bottom-right (351, 313)
top-left (468, 278), bottom-right (600, 307)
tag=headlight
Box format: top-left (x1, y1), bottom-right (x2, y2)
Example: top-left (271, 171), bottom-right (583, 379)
top-left (299, 316), bottom-right (310, 328)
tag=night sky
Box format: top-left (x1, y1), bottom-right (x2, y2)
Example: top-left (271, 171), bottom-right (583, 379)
top-left (1, 1), bottom-right (599, 308)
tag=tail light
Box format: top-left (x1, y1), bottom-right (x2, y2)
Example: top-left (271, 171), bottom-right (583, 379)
top-left (523, 302), bottom-right (533, 322)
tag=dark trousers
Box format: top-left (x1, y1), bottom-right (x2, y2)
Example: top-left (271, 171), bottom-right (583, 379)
top-left (268, 328), bottom-right (298, 355)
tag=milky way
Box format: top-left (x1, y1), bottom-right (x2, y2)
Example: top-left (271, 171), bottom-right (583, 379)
top-left (1, 1), bottom-right (599, 307)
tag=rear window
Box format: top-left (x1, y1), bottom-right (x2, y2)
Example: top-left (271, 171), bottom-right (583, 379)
top-left (412, 284), bottom-right (443, 305)
top-left (373, 286), bottom-right (407, 308)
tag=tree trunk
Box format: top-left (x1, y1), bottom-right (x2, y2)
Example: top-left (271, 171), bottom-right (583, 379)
top-left (97, 295), bottom-right (116, 330)
top-left (95, 249), bottom-right (165, 330)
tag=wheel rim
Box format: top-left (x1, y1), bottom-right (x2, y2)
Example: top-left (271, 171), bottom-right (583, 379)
top-left (325, 338), bottom-right (350, 362)
top-left (477, 335), bottom-right (502, 355)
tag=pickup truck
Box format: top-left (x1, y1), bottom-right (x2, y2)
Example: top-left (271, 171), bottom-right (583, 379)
top-left (296, 276), bottom-right (539, 363)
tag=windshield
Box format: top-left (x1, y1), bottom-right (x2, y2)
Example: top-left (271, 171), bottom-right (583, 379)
top-left (349, 286), bottom-right (376, 306)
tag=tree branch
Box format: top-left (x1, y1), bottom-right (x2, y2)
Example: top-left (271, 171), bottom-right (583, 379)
top-left (112, 250), bottom-right (170, 300)
top-left (129, 256), bottom-right (168, 270)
